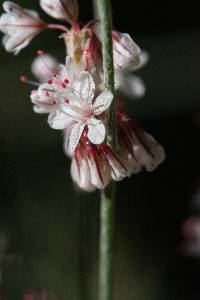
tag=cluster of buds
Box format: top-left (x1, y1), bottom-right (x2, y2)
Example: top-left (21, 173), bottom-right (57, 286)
top-left (0, 0), bottom-right (165, 192)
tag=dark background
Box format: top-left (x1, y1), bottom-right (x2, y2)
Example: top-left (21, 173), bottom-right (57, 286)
top-left (0, 0), bottom-right (200, 299)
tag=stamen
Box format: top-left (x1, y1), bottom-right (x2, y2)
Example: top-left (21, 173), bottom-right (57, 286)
top-left (20, 75), bottom-right (39, 87)
top-left (47, 24), bottom-right (68, 32)
top-left (37, 49), bottom-right (44, 56)
top-left (45, 90), bottom-right (49, 97)
top-left (71, 22), bottom-right (80, 33)
top-left (64, 78), bottom-right (69, 84)
top-left (64, 98), bottom-right (70, 104)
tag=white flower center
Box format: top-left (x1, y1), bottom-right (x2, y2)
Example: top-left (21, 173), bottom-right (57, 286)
top-left (82, 106), bottom-right (93, 121)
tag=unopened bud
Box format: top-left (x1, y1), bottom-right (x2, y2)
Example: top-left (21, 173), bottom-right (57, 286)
top-left (40, 0), bottom-right (79, 24)
top-left (112, 31), bottom-right (141, 69)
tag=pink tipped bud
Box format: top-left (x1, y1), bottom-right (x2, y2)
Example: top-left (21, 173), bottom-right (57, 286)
top-left (47, 79), bottom-right (53, 84)
top-left (31, 54), bottom-right (59, 83)
top-left (40, 0), bottom-right (79, 24)
top-left (20, 76), bottom-right (39, 87)
top-left (118, 112), bottom-right (165, 172)
top-left (0, 2), bottom-right (46, 55)
top-left (112, 31), bottom-right (141, 69)
top-left (20, 75), bottom-right (28, 83)
top-left (37, 50), bottom-right (44, 56)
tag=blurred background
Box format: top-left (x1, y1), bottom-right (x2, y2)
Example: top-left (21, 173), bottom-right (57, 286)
top-left (0, 0), bottom-right (200, 299)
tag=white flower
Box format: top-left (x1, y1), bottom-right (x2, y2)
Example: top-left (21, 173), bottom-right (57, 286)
top-left (93, 25), bottom-right (144, 97)
top-left (30, 56), bottom-right (75, 116)
top-left (0, 1), bottom-right (46, 54)
top-left (70, 137), bottom-right (141, 192)
top-left (112, 31), bottom-right (141, 69)
top-left (71, 147), bottom-right (96, 192)
top-left (99, 144), bottom-right (128, 181)
top-left (115, 51), bottom-right (149, 99)
top-left (71, 142), bottom-right (111, 191)
top-left (118, 114), bottom-right (166, 172)
top-left (40, 0), bottom-right (79, 24)
top-left (51, 71), bottom-right (113, 152)
top-left (31, 54), bottom-right (59, 83)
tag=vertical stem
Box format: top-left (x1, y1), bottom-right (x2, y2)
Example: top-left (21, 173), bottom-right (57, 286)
top-left (96, 0), bottom-right (116, 147)
top-left (79, 196), bottom-right (90, 300)
top-left (99, 184), bottom-right (116, 300)
top-left (96, 0), bottom-right (116, 300)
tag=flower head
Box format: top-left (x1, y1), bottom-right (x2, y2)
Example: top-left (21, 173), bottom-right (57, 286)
top-left (94, 25), bottom-right (144, 97)
top-left (51, 71), bottom-right (113, 152)
top-left (112, 31), bottom-right (141, 69)
top-left (71, 137), bottom-right (129, 191)
top-left (0, 1), bottom-right (46, 54)
top-left (40, 0), bottom-right (79, 24)
top-left (31, 53), bottom-right (59, 83)
top-left (71, 142), bottom-right (109, 191)
top-left (118, 112), bottom-right (166, 172)
top-left (30, 56), bottom-right (74, 116)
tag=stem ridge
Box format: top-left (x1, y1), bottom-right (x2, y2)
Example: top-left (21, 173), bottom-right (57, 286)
top-left (96, 0), bottom-right (116, 299)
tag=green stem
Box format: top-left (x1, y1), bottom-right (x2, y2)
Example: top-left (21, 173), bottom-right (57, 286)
top-left (99, 184), bottom-right (116, 300)
top-left (79, 196), bottom-right (91, 300)
top-left (96, 0), bottom-right (116, 300)
top-left (96, 0), bottom-right (116, 147)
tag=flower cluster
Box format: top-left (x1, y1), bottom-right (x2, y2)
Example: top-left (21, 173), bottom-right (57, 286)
top-left (0, 0), bottom-right (165, 192)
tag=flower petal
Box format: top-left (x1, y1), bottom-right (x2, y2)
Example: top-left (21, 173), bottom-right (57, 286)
top-left (75, 71), bottom-right (95, 104)
top-left (87, 118), bottom-right (106, 144)
top-left (59, 101), bottom-right (83, 120)
top-left (71, 149), bottom-right (96, 192)
top-left (133, 132), bottom-right (166, 172)
top-left (99, 144), bottom-right (127, 181)
top-left (93, 90), bottom-right (113, 115)
top-left (130, 50), bottom-right (149, 72)
top-left (3, 31), bottom-right (34, 55)
top-left (48, 109), bottom-right (72, 129)
top-left (52, 0), bottom-right (79, 23)
top-left (86, 145), bottom-right (111, 189)
top-left (117, 74), bottom-right (146, 99)
top-left (68, 122), bottom-right (85, 152)
top-left (0, 2), bottom-right (45, 54)
top-left (40, 0), bottom-right (78, 23)
top-left (65, 55), bottom-right (75, 84)
top-left (113, 31), bottom-right (141, 69)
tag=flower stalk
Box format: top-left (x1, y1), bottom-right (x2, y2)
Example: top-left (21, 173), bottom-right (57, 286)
top-left (96, 0), bottom-right (116, 299)
top-left (99, 184), bottom-right (116, 300)
top-left (96, 0), bottom-right (116, 147)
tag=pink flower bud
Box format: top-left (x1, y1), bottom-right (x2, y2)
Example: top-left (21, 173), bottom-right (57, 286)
top-left (31, 54), bottom-right (59, 83)
top-left (40, 0), bottom-right (79, 24)
top-left (118, 112), bottom-right (165, 172)
top-left (112, 31), bottom-right (141, 69)
top-left (70, 135), bottom-right (130, 191)
top-left (0, 1), bottom-right (46, 54)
